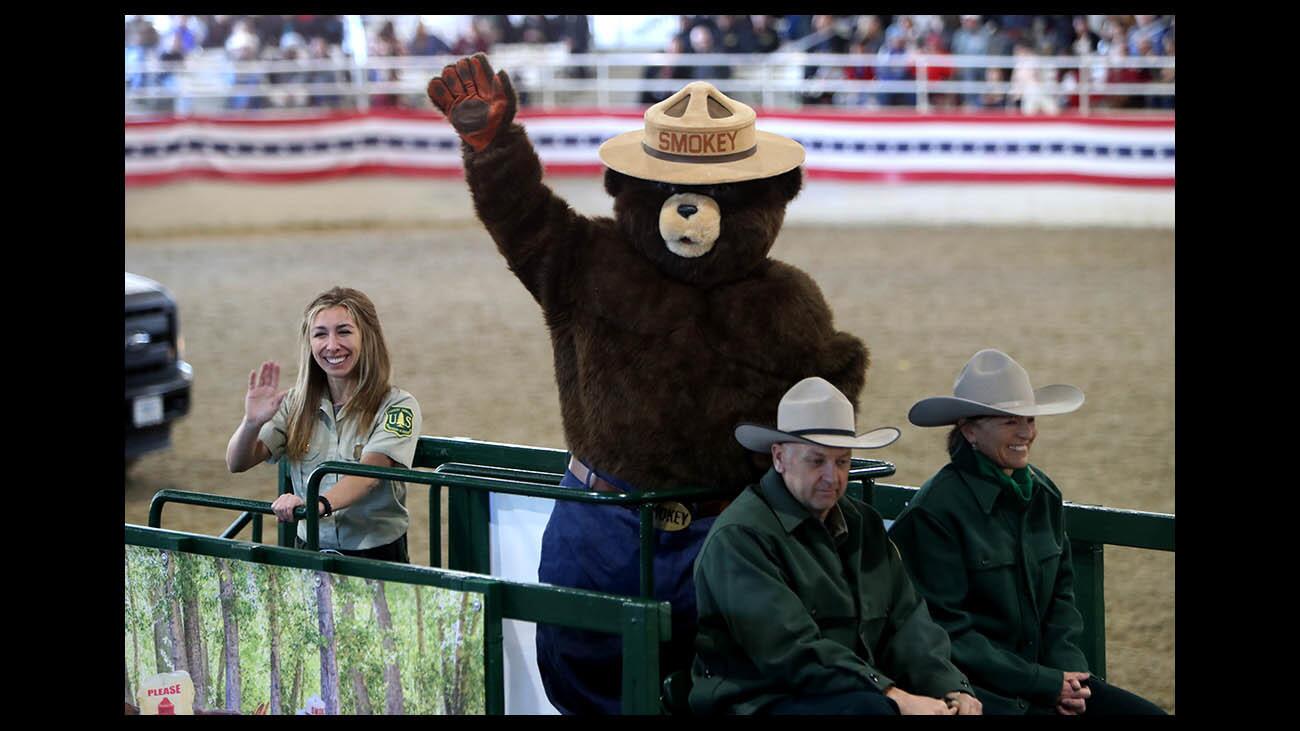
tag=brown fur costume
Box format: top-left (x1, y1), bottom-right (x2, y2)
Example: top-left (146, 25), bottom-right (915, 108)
top-left (461, 123), bottom-right (867, 492)
top-left (429, 54), bottom-right (871, 714)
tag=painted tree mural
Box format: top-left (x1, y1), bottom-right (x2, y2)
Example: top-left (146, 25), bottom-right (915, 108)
top-left (315, 570), bottom-right (341, 714)
top-left (218, 558), bottom-right (241, 711)
top-left (165, 551), bottom-right (185, 675)
top-left (125, 555), bottom-right (141, 698)
top-left (178, 552), bottom-right (209, 709)
top-left (125, 546), bottom-right (486, 715)
top-left (371, 579), bottom-right (405, 714)
top-left (337, 577), bottom-right (373, 715)
top-left (262, 566), bottom-right (284, 714)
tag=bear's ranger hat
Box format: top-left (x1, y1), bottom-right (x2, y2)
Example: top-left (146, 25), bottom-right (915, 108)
top-left (598, 81), bottom-right (806, 185)
top-left (908, 349), bottom-right (1085, 427)
top-left (735, 377), bottom-right (900, 453)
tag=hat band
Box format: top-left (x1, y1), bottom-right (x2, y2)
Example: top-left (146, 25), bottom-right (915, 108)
top-left (641, 142), bottom-right (757, 165)
top-left (988, 399), bottom-right (1032, 409)
top-left (788, 428), bottom-right (856, 437)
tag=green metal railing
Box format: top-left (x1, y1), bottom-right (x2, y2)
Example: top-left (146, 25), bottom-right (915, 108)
top-left (301, 461), bottom-right (736, 599)
top-left (868, 482), bottom-right (1175, 677)
top-left (148, 435), bottom-right (1173, 682)
top-left (148, 490), bottom-right (269, 542)
top-left (274, 436), bottom-right (895, 600)
top-left (126, 523), bottom-right (671, 714)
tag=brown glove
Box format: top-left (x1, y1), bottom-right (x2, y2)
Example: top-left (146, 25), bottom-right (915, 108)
top-left (426, 53), bottom-right (517, 152)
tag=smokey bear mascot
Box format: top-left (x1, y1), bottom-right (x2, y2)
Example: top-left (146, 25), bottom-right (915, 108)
top-left (427, 55), bottom-right (868, 713)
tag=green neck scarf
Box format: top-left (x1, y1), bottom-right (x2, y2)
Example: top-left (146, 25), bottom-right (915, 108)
top-left (952, 439), bottom-right (1034, 503)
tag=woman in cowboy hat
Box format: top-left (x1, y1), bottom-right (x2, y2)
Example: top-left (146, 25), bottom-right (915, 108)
top-left (888, 349), bottom-right (1165, 715)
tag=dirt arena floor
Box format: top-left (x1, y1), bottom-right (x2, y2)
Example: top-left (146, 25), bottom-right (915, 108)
top-left (125, 217), bottom-right (1174, 712)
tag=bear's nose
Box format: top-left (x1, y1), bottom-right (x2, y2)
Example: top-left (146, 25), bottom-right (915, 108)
top-left (677, 204), bottom-right (698, 219)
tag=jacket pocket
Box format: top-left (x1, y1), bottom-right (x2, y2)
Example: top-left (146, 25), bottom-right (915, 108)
top-left (297, 448), bottom-right (322, 486)
top-left (965, 545), bottom-right (1017, 571)
top-left (965, 546), bottom-right (1019, 605)
top-left (804, 590), bottom-right (859, 647)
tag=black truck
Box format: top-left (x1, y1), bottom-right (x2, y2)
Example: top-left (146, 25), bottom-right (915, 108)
top-left (125, 272), bottom-right (193, 467)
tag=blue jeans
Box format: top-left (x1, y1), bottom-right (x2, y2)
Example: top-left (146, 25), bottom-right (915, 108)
top-left (535, 466), bottom-right (718, 714)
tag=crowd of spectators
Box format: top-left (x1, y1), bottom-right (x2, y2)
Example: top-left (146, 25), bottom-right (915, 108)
top-left (126, 14), bottom-right (1172, 115)
top-left (779, 14), bottom-right (1174, 111)
top-left (633, 14), bottom-right (1171, 112)
top-left (125, 15), bottom-right (594, 112)
top-left (127, 15), bottom-right (349, 112)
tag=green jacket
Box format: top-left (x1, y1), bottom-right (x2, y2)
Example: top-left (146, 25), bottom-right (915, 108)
top-left (888, 441), bottom-right (1089, 714)
top-left (689, 468), bottom-right (971, 714)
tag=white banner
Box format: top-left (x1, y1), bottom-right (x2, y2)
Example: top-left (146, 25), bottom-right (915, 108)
top-left (126, 110), bottom-right (1173, 187)
top-left (489, 492), bottom-right (560, 715)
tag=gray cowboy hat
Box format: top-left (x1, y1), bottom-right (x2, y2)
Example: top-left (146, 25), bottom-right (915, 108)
top-left (908, 349), bottom-right (1085, 427)
top-left (736, 377), bottom-right (900, 453)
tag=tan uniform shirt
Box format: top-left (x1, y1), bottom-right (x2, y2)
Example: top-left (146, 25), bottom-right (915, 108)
top-left (259, 386), bottom-right (422, 550)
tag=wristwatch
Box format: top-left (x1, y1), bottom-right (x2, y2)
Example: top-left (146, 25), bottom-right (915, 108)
top-left (318, 495), bottom-right (333, 518)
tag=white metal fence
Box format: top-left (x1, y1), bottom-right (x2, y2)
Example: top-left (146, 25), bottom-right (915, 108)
top-left (125, 48), bottom-right (1175, 118)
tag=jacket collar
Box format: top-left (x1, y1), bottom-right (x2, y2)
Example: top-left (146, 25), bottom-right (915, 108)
top-left (950, 440), bottom-right (1010, 515)
top-left (963, 469), bottom-right (1004, 516)
top-left (756, 467), bottom-right (858, 534)
top-left (949, 440), bottom-right (1040, 514)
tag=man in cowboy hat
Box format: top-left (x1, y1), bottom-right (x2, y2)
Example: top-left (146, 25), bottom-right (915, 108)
top-left (889, 349), bottom-right (1165, 715)
top-left (689, 377), bottom-right (982, 715)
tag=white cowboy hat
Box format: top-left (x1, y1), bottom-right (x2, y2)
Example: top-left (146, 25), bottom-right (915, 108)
top-left (908, 349), bottom-right (1085, 427)
top-left (598, 81), bottom-right (806, 185)
top-left (735, 377), bottom-right (900, 453)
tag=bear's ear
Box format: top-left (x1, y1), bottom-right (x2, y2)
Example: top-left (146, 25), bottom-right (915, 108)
top-left (604, 168), bottom-right (627, 197)
top-left (771, 166), bottom-right (803, 203)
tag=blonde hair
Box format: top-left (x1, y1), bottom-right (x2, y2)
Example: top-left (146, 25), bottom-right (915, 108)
top-left (284, 287), bottom-right (393, 460)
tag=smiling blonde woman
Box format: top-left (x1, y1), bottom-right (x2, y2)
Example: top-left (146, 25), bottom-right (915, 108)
top-left (224, 286), bottom-right (422, 562)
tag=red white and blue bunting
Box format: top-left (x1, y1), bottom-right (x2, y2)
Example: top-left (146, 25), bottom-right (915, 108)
top-left (125, 110), bottom-right (1174, 187)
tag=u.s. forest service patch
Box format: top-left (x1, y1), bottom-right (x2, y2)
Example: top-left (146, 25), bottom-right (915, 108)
top-left (383, 406), bottom-right (414, 438)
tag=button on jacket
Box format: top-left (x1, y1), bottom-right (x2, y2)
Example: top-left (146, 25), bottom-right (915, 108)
top-left (888, 441), bottom-right (1089, 713)
top-left (690, 468), bottom-right (971, 714)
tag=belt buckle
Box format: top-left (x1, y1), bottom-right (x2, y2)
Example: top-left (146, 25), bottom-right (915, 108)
top-left (651, 501), bottom-right (692, 532)
top-left (572, 456), bottom-right (695, 531)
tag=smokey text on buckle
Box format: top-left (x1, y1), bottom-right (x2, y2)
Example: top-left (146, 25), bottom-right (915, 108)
top-left (652, 501), bottom-right (692, 531)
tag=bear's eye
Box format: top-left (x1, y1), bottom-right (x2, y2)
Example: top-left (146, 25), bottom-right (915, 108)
top-left (652, 181), bottom-right (680, 196)
top-left (654, 182), bottom-right (746, 208)
top-left (696, 185), bottom-right (745, 207)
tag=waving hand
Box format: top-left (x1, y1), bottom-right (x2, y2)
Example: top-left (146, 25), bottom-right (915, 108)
top-left (426, 53), bottom-right (518, 152)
